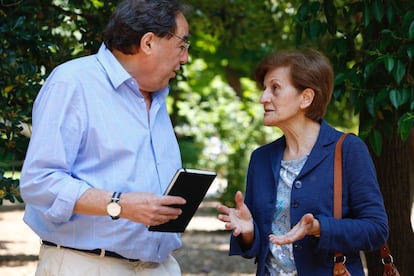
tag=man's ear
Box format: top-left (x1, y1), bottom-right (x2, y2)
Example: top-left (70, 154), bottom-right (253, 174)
top-left (300, 88), bottom-right (315, 109)
top-left (140, 32), bottom-right (155, 54)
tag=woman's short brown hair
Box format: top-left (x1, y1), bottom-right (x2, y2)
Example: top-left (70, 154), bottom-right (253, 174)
top-left (255, 49), bottom-right (334, 121)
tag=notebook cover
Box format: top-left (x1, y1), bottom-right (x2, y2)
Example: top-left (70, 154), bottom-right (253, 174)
top-left (148, 168), bottom-right (217, 232)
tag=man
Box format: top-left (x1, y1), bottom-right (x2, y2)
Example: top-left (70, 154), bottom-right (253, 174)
top-left (19, 0), bottom-right (191, 275)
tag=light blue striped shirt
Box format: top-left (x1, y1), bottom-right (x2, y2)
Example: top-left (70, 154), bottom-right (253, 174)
top-left (20, 43), bottom-right (182, 262)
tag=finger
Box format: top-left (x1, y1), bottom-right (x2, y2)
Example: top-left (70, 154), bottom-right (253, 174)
top-left (149, 214), bottom-right (179, 226)
top-left (217, 214), bottom-right (231, 223)
top-left (216, 204), bottom-right (230, 214)
top-left (269, 234), bottom-right (291, 245)
top-left (163, 195), bottom-right (186, 205)
top-left (155, 205), bottom-right (183, 217)
top-left (234, 191), bottom-right (244, 209)
top-left (232, 227), bottom-right (241, 237)
top-left (301, 213), bottom-right (314, 226)
top-left (225, 222), bottom-right (236, 231)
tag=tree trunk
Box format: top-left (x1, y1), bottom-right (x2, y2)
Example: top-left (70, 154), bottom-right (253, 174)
top-left (364, 125), bottom-right (414, 275)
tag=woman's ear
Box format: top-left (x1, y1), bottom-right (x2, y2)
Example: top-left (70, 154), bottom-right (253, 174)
top-left (300, 88), bottom-right (315, 109)
top-left (140, 32), bottom-right (155, 54)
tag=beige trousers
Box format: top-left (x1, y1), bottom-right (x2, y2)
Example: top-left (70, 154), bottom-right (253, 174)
top-left (35, 244), bottom-right (181, 276)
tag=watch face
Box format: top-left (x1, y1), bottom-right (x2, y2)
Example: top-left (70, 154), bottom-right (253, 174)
top-left (107, 202), bottom-right (121, 217)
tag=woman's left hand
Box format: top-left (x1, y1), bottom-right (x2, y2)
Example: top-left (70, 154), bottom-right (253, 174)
top-left (269, 213), bottom-right (320, 245)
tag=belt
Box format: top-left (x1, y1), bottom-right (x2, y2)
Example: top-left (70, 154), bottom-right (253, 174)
top-left (41, 240), bottom-right (141, 262)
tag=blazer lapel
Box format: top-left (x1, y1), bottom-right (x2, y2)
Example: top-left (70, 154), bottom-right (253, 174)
top-left (299, 121), bottom-right (339, 178)
top-left (270, 137), bottom-right (284, 186)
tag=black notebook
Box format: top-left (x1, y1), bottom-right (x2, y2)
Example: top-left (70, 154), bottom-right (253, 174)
top-left (148, 168), bottom-right (217, 232)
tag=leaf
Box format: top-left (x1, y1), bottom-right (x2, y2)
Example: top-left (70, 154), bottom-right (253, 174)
top-left (334, 73), bottom-right (345, 86)
top-left (407, 45), bottom-right (414, 59)
top-left (389, 89), bottom-right (399, 109)
top-left (402, 11), bottom-right (414, 29)
top-left (307, 20), bottom-right (324, 41)
top-left (364, 61), bottom-right (379, 80)
top-left (392, 60), bottom-right (406, 84)
top-left (398, 112), bottom-right (414, 141)
top-left (385, 3), bottom-right (395, 24)
top-left (369, 129), bottom-right (382, 156)
top-left (297, 3), bottom-right (310, 21)
top-left (12, 16), bottom-right (26, 30)
top-left (409, 20), bottom-right (414, 39)
top-left (372, 0), bottom-right (384, 22)
top-left (366, 95), bottom-right (376, 117)
top-left (364, 2), bottom-right (371, 27)
top-left (323, 0), bottom-right (337, 35)
top-left (4, 85), bottom-right (15, 94)
top-left (309, 1), bottom-right (321, 15)
top-left (331, 37), bottom-right (348, 54)
top-left (384, 56), bottom-right (394, 73)
top-left (389, 88), bottom-right (409, 109)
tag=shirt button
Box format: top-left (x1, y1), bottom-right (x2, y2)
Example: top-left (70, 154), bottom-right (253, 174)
top-left (294, 180), bottom-right (302, 189)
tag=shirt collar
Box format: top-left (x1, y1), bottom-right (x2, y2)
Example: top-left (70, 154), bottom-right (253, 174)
top-left (95, 43), bottom-right (170, 101)
top-left (96, 43), bottom-right (132, 90)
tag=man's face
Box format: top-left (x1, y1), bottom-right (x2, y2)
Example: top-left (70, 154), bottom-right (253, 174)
top-left (153, 13), bottom-right (190, 89)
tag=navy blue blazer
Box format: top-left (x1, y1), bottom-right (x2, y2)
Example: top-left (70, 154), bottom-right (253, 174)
top-left (229, 120), bottom-right (388, 275)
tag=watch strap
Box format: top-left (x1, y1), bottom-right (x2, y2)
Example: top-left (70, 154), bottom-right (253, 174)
top-left (111, 191), bottom-right (122, 203)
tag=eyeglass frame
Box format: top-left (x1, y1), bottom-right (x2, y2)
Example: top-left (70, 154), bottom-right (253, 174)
top-left (167, 31), bottom-right (190, 52)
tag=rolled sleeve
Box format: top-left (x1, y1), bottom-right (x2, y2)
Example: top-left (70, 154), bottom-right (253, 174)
top-left (44, 179), bottom-right (91, 223)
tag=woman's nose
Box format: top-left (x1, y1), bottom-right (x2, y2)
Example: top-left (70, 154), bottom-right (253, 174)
top-left (260, 89), bottom-right (270, 104)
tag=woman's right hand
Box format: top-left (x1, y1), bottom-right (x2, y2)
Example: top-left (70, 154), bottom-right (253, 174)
top-left (216, 191), bottom-right (254, 245)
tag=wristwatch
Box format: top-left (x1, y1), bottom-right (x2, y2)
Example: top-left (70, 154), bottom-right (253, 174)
top-left (107, 192), bottom-right (122, 220)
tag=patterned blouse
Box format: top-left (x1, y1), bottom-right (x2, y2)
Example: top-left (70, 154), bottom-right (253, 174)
top-left (265, 154), bottom-right (308, 276)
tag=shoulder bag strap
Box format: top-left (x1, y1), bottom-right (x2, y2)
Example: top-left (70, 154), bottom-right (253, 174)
top-left (334, 133), bottom-right (349, 219)
top-left (333, 133), bottom-right (400, 276)
top-left (333, 133), bottom-right (351, 276)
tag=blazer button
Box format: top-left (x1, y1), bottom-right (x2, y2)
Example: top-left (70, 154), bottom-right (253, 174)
top-left (294, 180), bottom-right (302, 189)
top-left (292, 201), bottom-right (299, 208)
top-left (293, 244), bottom-right (303, 250)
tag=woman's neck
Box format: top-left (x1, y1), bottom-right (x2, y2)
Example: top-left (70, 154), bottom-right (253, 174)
top-left (282, 120), bottom-right (321, 160)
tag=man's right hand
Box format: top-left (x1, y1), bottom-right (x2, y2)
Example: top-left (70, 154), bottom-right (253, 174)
top-left (120, 192), bottom-right (186, 226)
top-left (74, 189), bottom-right (186, 226)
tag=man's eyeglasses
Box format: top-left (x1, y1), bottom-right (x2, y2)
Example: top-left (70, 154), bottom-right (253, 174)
top-left (168, 31), bottom-right (190, 52)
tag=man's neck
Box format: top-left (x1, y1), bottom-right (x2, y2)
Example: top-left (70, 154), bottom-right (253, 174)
top-left (140, 90), bottom-right (152, 111)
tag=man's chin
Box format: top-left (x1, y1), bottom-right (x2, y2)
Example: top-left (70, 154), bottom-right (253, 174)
top-left (168, 73), bottom-right (180, 83)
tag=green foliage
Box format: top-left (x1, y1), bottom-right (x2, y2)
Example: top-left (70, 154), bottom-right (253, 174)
top-left (0, 169), bottom-right (22, 204)
top-left (0, 0), bottom-right (114, 203)
top-left (185, 0), bottom-right (299, 89)
top-left (294, 0), bottom-right (414, 155)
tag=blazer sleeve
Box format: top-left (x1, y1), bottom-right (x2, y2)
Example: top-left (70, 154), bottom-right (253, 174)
top-left (316, 134), bottom-right (389, 253)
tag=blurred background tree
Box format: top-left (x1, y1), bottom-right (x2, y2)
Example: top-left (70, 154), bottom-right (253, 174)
top-left (1, 0), bottom-right (412, 274)
top-left (1, 0), bottom-right (116, 203)
top-left (292, 1), bottom-right (413, 274)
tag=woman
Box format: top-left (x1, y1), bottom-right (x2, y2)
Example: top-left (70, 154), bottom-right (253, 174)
top-left (216, 49), bottom-right (388, 275)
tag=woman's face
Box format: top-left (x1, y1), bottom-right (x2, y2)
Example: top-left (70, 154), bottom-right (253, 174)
top-left (259, 66), bottom-right (304, 127)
